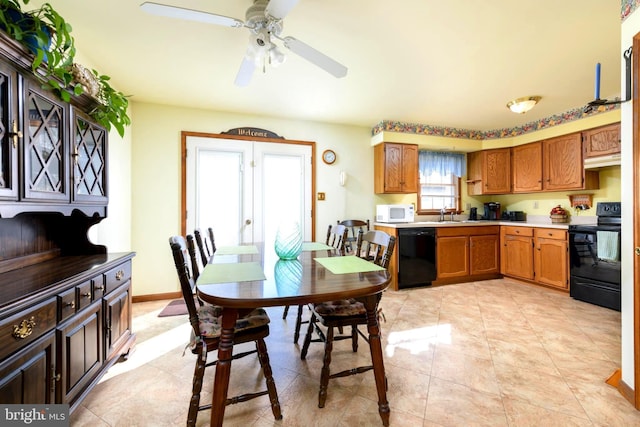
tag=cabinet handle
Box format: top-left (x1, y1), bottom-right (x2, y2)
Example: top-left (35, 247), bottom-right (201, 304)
top-left (51, 368), bottom-right (60, 392)
top-left (94, 285), bottom-right (104, 291)
top-left (72, 146), bottom-right (79, 164)
top-left (65, 301), bottom-right (76, 309)
top-left (115, 270), bottom-right (124, 280)
top-left (12, 316), bottom-right (36, 339)
top-left (8, 119), bottom-right (22, 149)
top-left (82, 292), bottom-right (92, 298)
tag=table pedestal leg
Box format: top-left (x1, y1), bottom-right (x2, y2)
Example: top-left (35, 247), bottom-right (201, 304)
top-left (210, 307), bottom-right (238, 427)
top-left (362, 295), bottom-right (390, 426)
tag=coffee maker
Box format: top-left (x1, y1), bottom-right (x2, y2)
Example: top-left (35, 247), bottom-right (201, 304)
top-left (484, 202), bottom-right (501, 220)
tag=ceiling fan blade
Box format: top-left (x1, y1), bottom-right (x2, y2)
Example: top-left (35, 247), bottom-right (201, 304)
top-left (234, 55), bottom-right (256, 87)
top-left (281, 36), bottom-right (348, 78)
top-left (140, 2), bottom-right (244, 28)
top-left (265, 0), bottom-right (300, 20)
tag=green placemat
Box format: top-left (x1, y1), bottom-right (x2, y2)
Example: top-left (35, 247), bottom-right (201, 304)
top-left (302, 242), bottom-right (333, 251)
top-left (198, 262), bottom-right (266, 284)
top-left (215, 245), bottom-right (259, 255)
top-left (313, 256), bottom-right (385, 274)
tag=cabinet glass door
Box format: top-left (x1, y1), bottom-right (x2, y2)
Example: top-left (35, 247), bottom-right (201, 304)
top-left (23, 86), bottom-right (68, 201)
top-left (0, 62), bottom-right (18, 200)
top-left (72, 110), bottom-right (107, 203)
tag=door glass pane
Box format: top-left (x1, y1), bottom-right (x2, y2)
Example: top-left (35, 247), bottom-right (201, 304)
top-left (196, 150), bottom-right (243, 245)
top-left (0, 72), bottom-right (7, 189)
top-left (262, 154), bottom-right (303, 250)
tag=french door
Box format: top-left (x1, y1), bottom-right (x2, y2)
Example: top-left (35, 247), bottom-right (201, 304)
top-left (185, 134), bottom-right (313, 246)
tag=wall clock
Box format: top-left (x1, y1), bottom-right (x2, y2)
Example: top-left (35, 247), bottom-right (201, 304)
top-left (322, 149), bottom-right (336, 165)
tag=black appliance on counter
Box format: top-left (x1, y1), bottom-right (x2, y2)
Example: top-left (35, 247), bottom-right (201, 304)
top-left (484, 202), bottom-right (501, 220)
top-left (398, 228), bottom-right (437, 288)
top-left (568, 202), bottom-right (621, 311)
top-left (502, 211), bottom-right (526, 221)
top-left (469, 207), bottom-right (478, 221)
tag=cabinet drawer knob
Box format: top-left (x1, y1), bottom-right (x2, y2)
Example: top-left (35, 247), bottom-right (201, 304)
top-left (94, 285), bottom-right (104, 291)
top-left (82, 292), bottom-right (91, 298)
top-left (65, 301), bottom-right (76, 309)
top-left (115, 270), bottom-right (124, 280)
top-left (12, 316), bottom-right (36, 339)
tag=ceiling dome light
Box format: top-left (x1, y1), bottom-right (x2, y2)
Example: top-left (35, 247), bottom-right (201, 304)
top-left (506, 96), bottom-right (541, 114)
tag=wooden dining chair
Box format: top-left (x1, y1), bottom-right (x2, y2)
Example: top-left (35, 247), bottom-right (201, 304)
top-left (169, 235), bottom-right (282, 426)
top-left (337, 219), bottom-right (370, 253)
top-left (283, 224), bottom-right (349, 344)
top-left (194, 228), bottom-right (215, 266)
top-left (300, 229), bottom-right (395, 408)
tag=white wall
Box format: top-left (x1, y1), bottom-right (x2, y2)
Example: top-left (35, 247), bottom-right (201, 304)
top-left (129, 102), bottom-right (373, 296)
top-left (621, 9), bottom-right (637, 392)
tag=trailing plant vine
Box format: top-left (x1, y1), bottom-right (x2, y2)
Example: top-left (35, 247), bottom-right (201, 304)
top-left (0, 0), bottom-right (131, 137)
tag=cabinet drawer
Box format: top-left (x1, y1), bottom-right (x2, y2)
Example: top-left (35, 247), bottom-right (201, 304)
top-left (534, 228), bottom-right (566, 240)
top-left (76, 279), bottom-right (94, 311)
top-left (57, 288), bottom-right (77, 322)
top-left (503, 226), bottom-right (533, 237)
top-left (104, 262), bottom-right (132, 295)
top-left (0, 298), bottom-right (57, 360)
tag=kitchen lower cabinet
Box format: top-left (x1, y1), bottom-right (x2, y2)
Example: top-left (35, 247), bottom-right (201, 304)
top-left (501, 226), bottom-right (534, 280)
top-left (501, 226), bottom-right (568, 290)
top-left (534, 228), bottom-right (568, 289)
top-left (435, 226), bottom-right (500, 284)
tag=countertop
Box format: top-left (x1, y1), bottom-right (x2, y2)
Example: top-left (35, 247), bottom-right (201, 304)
top-left (374, 220), bottom-right (580, 230)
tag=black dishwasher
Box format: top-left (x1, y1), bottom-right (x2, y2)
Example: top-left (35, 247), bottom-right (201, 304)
top-left (398, 228), bottom-right (437, 288)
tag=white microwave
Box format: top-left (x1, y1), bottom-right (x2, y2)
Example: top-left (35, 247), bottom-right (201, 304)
top-left (376, 204), bottom-right (415, 223)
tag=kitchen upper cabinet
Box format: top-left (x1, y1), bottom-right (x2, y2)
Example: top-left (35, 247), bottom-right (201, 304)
top-left (466, 148), bottom-right (511, 195)
top-left (435, 226), bottom-right (500, 283)
top-left (534, 228), bottom-right (568, 289)
top-left (543, 133), bottom-right (599, 191)
top-left (374, 142), bottom-right (418, 193)
top-left (582, 122), bottom-right (621, 158)
top-left (511, 142), bottom-right (543, 193)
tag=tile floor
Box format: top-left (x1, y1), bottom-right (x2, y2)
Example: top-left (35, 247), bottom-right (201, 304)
top-left (70, 278), bottom-right (640, 426)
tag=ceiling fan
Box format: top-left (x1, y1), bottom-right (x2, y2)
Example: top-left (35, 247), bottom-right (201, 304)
top-left (140, 0), bottom-right (348, 86)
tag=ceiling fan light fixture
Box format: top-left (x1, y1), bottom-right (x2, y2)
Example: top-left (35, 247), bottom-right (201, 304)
top-left (269, 45), bottom-right (286, 67)
top-left (506, 96), bottom-right (541, 114)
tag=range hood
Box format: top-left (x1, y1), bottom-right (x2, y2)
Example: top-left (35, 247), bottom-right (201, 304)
top-left (584, 153), bottom-right (621, 169)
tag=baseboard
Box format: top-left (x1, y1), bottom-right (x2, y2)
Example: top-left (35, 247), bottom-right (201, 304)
top-left (618, 378), bottom-right (636, 408)
top-left (132, 291), bottom-right (181, 303)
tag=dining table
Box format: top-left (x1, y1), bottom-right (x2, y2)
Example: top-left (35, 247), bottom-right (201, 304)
top-left (195, 242), bottom-right (392, 427)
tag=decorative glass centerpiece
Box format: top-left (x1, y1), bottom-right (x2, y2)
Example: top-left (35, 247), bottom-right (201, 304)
top-left (274, 221), bottom-right (302, 260)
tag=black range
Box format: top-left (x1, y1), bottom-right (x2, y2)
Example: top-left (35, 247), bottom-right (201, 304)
top-left (568, 202), bottom-right (621, 311)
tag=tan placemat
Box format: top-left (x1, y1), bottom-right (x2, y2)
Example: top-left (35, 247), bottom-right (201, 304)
top-left (313, 256), bottom-right (385, 274)
top-left (215, 245), bottom-right (259, 255)
top-left (302, 242), bottom-right (334, 251)
top-left (198, 262), bottom-right (266, 284)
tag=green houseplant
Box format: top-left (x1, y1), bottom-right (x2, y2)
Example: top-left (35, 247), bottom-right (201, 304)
top-left (0, 0), bottom-right (130, 137)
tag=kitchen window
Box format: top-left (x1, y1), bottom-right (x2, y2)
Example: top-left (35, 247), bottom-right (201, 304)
top-left (418, 151), bottom-right (464, 214)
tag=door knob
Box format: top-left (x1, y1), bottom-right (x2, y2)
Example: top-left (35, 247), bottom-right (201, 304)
top-left (635, 247), bottom-right (640, 256)
top-left (245, 219), bottom-right (252, 225)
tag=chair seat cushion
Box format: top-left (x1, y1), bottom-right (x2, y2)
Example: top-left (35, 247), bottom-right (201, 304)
top-left (313, 299), bottom-right (366, 317)
top-left (194, 305), bottom-right (270, 341)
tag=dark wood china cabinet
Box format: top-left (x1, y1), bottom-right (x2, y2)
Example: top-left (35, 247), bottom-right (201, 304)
top-left (0, 33), bottom-right (134, 411)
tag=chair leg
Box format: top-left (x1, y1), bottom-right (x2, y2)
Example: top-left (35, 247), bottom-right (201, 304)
top-left (255, 338), bottom-right (283, 420)
top-left (300, 311), bottom-right (316, 360)
top-left (318, 326), bottom-right (334, 408)
top-left (293, 304), bottom-right (304, 343)
top-left (187, 343), bottom-right (207, 427)
top-left (282, 305), bottom-right (290, 319)
top-left (351, 325), bottom-right (358, 352)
